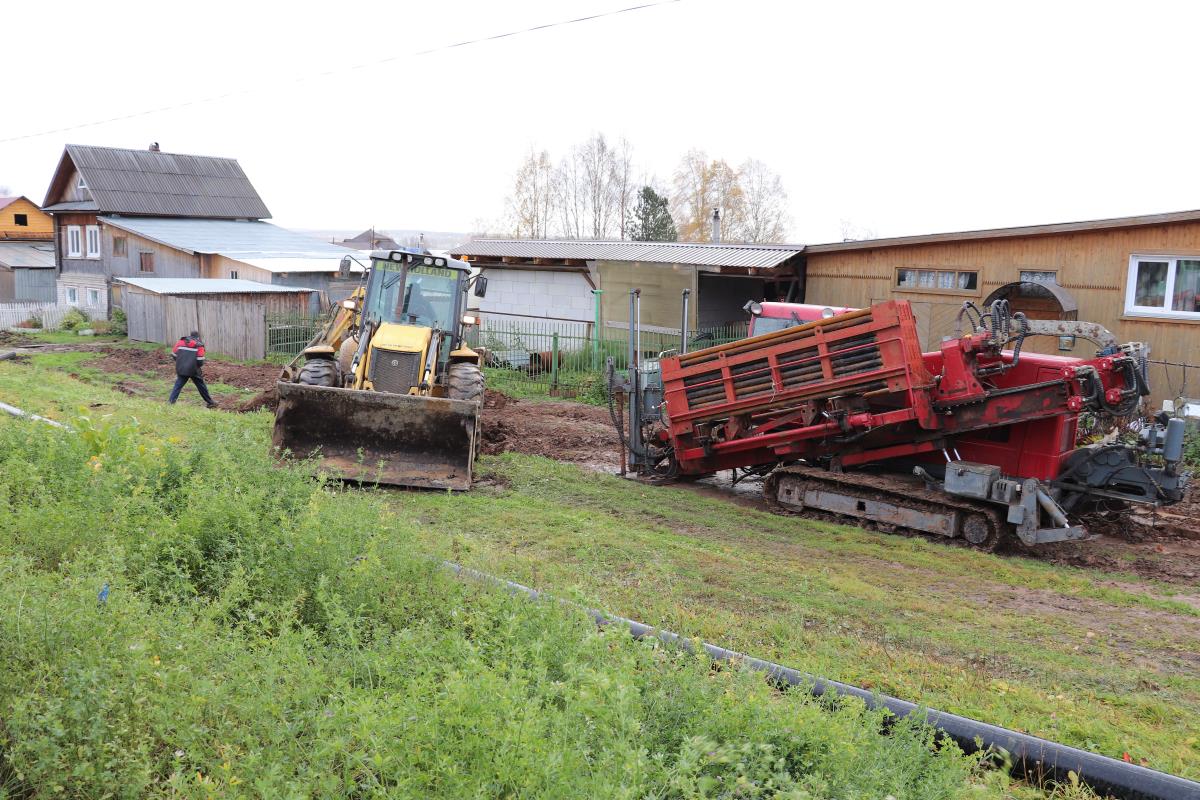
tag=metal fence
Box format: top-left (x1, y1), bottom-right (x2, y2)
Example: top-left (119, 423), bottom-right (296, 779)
top-left (266, 313), bottom-right (327, 357)
top-left (467, 317), bottom-right (749, 400)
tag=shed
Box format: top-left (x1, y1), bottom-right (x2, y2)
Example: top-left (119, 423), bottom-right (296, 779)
top-left (0, 241), bottom-right (57, 302)
top-left (116, 277), bottom-right (315, 361)
top-left (449, 239), bottom-right (805, 334)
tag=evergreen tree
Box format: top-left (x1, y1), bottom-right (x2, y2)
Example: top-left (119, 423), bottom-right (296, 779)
top-left (627, 186), bottom-right (677, 242)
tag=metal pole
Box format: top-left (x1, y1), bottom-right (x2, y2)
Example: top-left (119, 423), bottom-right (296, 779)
top-left (550, 332), bottom-right (560, 395)
top-left (680, 288), bottom-right (691, 355)
top-left (628, 289), bottom-right (641, 473)
top-left (591, 289), bottom-right (603, 370)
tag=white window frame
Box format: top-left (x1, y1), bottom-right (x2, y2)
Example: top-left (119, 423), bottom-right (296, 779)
top-left (85, 225), bottom-right (101, 259)
top-left (65, 225), bottom-right (82, 259)
top-left (86, 288), bottom-right (101, 307)
top-left (66, 287), bottom-right (79, 305)
top-left (1125, 254), bottom-right (1200, 320)
top-left (76, 174), bottom-right (87, 190)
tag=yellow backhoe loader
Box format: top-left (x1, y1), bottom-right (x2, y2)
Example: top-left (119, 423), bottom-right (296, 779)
top-left (272, 250), bottom-right (488, 489)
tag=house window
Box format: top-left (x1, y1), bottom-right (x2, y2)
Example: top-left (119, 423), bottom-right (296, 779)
top-left (139, 252), bottom-right (155, 273)
top-left (113, 236), bottom-right (127, 256)
top-left (1020, 270), bottom-right (1057, 284)
top-left (229, 270), bottom-right (238, 279)
top-left (87, 288), bottom-right (101, 306)
top-left (14, 213), bottom-right (28, 227)
top-left (76, 174), bottom-right (87, 190)
top-left (896, 268), bottom-right (978, 293)
top-left (1126, 255), bottom-right (1200, 318)
top-left (85, 225), bottom-right (101, 258)
top-left (66, 287), bottom-right (78, 305)
top-left (66, 225), bottom-right (82, 258)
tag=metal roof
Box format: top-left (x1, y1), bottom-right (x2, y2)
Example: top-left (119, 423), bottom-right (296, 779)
top-left (114, 277), bottom-right (313, 295)
top-left (804, 209), bottom-right (1200, 253)
top-left (236, 255), bottom-right (366, 274)
top-left (0, 242), bottom-right (56, 268)
top-left (43, 145), bottom-right (271, 219)
top-left (449, 238), bottom-right (804, 269)
top-left (40, 200), bottom-right (99, 213)
top-left (0, 197), bottom-right (22, 212)
top-left (100, 217), bottom-right (351, 259)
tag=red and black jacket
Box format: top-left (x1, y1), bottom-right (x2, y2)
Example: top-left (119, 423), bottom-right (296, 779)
top-left (171, 337), bottom-right (206, 377)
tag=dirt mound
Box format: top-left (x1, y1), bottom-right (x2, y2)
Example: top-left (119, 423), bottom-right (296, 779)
top-left (0, 330), bottom-right (36, 347)
top-left (236, 386), bottom-right (279, 413)
top-left (481, 395), bottom-right (619, 467)
top-left (90, 346), bottom-right (279, 392)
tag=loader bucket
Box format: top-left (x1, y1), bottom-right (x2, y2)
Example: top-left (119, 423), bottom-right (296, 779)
top-left (272, 382), bottom-right (479, 490)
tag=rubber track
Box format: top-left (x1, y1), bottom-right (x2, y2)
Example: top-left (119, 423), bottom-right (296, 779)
top-left (763, 464), bottom-right (1009, 551)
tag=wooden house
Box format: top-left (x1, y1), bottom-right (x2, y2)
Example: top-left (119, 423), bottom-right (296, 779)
top-left (0, 196), bottom-right (54, 240)
top-left (801, 209), bottom-right (1200, 407)
top-left (40, 144), bottom-right (356, 314)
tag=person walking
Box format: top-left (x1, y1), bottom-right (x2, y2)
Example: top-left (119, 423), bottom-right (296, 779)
top-left (169, 331), bottom-right (217, 408)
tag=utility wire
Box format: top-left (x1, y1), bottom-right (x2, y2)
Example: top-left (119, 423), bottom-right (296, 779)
top-left (0, 0), bottom-right (681, 144)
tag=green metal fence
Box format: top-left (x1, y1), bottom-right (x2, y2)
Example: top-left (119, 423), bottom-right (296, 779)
top-left (466, 317), bottom-right (749, 401)
top-left (266, 313), bottom-right (327, 357)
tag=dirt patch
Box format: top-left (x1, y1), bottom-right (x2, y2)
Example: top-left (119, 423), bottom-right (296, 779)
top-left (481, 394), bottom-right (620, 466)
top-left (89, 346), bottom-right (280, 393)
top-left (0, 331), bottom-right (37, 347)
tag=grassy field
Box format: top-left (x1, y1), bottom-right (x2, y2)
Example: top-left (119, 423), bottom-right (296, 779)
top-left (2, 345), bottom-right (1196, 795)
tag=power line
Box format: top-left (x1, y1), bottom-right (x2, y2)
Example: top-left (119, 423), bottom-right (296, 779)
top-left (0, 0), bottom-right (681, 145)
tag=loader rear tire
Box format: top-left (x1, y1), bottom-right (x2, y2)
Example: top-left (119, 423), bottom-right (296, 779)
top-left (448, 363), bottom-right (485, 461)
top-left (297, 358), bottom-right (339, 388)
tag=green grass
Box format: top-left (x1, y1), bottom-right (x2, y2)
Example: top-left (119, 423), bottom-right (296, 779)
top-left (396, 456), bottom-right (1200, 781)
top-left (0, 357), bottom-right (1007, 798)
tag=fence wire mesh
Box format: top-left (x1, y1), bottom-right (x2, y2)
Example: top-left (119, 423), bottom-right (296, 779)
top-left (466, 317), bottom-right (748, 401)
top-left (265, 313), bottom-right (328, 357)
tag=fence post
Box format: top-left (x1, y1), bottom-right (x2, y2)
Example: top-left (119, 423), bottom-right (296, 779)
top-left (551, 331), bottom-right (560, 395)
top-left (591, 289), bottom-right (603, 370)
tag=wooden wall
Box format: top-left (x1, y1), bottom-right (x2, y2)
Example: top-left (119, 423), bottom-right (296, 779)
top-left (0, 198), bottom-right (53, 239)
top-left (125, 288), bottom-right (311, 360)
top-left (105, 227), bottom-right (201, 279)
top-left (803, 221), bottom-right (1200, 406)
top-left (56, 213), bottom-right (103, 276)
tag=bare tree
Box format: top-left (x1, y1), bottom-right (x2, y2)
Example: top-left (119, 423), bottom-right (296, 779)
top-left (736, 159), bottom-right (790, 243)
top-left (612, 138), bottom-right (635, 239)
top-left (669, 149), bottom-right (712, 242)
top-left (505, 148), bottom-right (555, 238)
top-left (839, 219), bottom-right (877, 242)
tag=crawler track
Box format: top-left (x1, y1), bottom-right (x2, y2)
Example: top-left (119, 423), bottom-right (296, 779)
top-left (763, 464), bottom-right (1009, 551)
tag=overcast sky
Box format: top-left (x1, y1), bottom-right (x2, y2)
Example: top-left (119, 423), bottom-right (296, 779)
top-left (3, 0), bottom-right (1198, 243)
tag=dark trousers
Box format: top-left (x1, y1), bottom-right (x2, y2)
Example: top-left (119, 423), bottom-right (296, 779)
top-left (169, 374), bottom-right (214, 405)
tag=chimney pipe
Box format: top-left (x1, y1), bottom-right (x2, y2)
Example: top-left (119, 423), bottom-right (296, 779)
top-left (148, 142), bottom-right (160, 152)
top-left (711, 208), bottom-right (721, 243)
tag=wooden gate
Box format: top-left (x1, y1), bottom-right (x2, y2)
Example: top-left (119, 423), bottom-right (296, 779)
top-left (163, 296), bottom-right (267, 360)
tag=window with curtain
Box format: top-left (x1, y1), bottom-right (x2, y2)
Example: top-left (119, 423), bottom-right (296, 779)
top-left (1126, 256), bottom-right (1200, 317)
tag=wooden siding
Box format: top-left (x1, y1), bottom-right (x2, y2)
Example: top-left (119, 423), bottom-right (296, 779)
top-left (0, 198), bottom-right (53, 239)
top-left (125, 287), bottom-right (310, 360)
top-left (205, 254), bottom-right (274, 283)
top-left (104, 226), bottom-right (201, 279)
top-left (803, 220), bottom-right (1200, 406)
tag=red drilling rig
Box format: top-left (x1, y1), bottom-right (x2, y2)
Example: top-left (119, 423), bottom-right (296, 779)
top-left (610, 292), bottom-right (1187, 549)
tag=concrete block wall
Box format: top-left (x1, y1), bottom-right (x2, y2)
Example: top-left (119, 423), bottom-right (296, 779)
top-left (476, 269), bottom-right (594, 322)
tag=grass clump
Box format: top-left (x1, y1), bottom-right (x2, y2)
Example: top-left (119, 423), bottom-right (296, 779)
top-left (0, 413), bottom-right (994, 798)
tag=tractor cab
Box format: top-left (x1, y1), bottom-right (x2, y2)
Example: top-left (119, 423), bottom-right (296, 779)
top-left (745, 300), bottom-right (858, 337)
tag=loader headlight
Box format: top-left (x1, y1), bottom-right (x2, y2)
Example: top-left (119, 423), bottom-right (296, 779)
top-left (342, 299), bottom-right (358, 310)
top-left (461, 314), bottom-right (479, 326)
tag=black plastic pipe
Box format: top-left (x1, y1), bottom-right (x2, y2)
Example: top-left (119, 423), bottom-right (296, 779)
top-left (443, 560), bottom-right (1200, 800)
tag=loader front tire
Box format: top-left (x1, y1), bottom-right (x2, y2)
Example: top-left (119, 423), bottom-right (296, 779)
top-left (447, 363), bottom-right (484, 404)
top-left (297, 358), bottom-right (339, 388)
top-left (448, 363), bottom-right (484, 461)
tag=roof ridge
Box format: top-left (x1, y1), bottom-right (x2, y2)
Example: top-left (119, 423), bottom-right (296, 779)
top-left (66, 143), bottom-right (243, 163)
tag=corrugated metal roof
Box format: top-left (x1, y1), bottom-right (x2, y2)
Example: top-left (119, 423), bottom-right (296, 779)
top-left (449, 238), bottom-right (804, 269)
top-left (0, 197), bottom-right (20, 212)
top-left (804, 209), bottom-right (1200, 253)
top-left (235, 255), bottom-right (366, 274)
top-left (100, 217), bottom-right (351, 259)
top-left (41, 200), bottom-right (100, 213)
top-left (0, 242), bottom-right (56, 268)
top-left (47, 145), bottom-right (271, 219)
top-left (114, 277), bottom-right (313, 295)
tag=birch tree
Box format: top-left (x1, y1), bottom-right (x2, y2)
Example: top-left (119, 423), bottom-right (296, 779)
top-left (505, 148), bottom-right (555, 238)
top-left (736, 159), bottom-right (790, 243)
